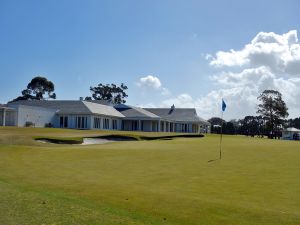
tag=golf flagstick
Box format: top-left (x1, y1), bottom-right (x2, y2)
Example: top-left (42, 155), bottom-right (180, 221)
top-left (220, 99), bottom-right (226, 160)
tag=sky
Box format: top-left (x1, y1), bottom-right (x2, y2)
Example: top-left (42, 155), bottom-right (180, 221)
top-left (0, 0), bottom-right (299, 120)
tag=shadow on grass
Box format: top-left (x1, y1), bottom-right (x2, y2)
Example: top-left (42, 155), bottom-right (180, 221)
top-left (207, 158), bottom-right (220, 163)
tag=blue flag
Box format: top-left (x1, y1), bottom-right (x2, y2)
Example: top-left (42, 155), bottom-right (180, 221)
top-left (222, 99), bottom-right (226, 112)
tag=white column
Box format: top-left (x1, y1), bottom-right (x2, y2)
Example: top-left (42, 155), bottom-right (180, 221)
top-left (158, 120), bottom-right (161, 132)
top-left (3, 109), bottom-right (6, 126)
top-left (101, 118), bottom-right (104, 129)
top-left (90, 116), bottom-right (94, 129)
top-left (138, 120), bottom-right (141, 131)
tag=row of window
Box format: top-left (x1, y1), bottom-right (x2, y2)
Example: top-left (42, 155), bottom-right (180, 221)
top-left (60, 116), bottom-right (118, 130)
top-left (59, 116), bottom-right (88, 129)
top-left (94, 117), bottom-right (118, 130)
top-left (76, 116), bottom-right (87, 129)
top-left (94, 117), bottom-right (101, 129)
top-left (60, 116), bottom-right (201, 132)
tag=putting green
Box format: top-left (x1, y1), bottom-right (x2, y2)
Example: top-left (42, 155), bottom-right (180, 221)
top-left (0, 127), bottom-right (299, 225)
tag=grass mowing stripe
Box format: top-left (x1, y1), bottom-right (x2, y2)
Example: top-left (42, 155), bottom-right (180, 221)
top-left (0, 178), bottom-right (173, 225)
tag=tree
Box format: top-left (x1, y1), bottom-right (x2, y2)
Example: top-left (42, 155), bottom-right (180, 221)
top-left (239, 116), bottom-right (264, 137)
top-left (208, 117), bottom-right (226, 134)
top-left (87, 83), bottom-right (128, 104)
top-left (286, 117), bottom-right (300, 129)
top-left (12, 76), bottom-right (56, 101)
top-left (257, 90), bottom-right (288, 138)
top-left (223, 121), bottom-right (236, 135)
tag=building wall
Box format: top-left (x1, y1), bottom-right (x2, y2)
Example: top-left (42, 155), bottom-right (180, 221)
top-left (5, 103), bottom-right (210, 133)
top-left (13, 105), bottom-right (56, 127)
top-left (282, 131), bottom-right (300, 140)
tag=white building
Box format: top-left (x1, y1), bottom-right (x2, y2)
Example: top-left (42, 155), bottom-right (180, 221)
top-left (0, 100), bottom-right (210, 133)
top-left (282, 127), bottom-right (300, 140)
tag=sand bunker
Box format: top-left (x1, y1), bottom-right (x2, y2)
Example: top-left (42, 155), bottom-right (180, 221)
top-left (35, 136), bottom-right (136, 145)
top-left (35, 134), bottom-right (204, 145)
top-left (81, 138), bottom-right (116, 145)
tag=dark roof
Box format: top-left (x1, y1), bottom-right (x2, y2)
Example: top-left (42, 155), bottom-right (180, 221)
top-left (143, 108), bottom-right (209, 124)
top-left (115, 104), bottom-right (159, 119)
top-left (8, 100), bottom-right (124, 117)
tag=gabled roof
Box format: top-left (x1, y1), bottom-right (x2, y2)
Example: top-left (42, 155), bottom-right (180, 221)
top-left (284, 127), bottom-right (300, 132)
top-left (144, 107), bottom-right (209, 124)
top-left (83, 101), bottom-right (124, 117)
top-left (85, 99), bottom-right (113, 106)
top-left (8, 100), bottom-right (124, 117)
top-left (115, 104), bottom-right (160, 119)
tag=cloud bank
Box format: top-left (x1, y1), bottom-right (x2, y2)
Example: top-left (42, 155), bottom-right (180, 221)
top-left (164, 30), bottom-right (300, 120)
top-left (208, 30), bottom-right (300, 76)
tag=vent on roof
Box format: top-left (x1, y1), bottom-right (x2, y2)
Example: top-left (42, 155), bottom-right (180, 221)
top-left (169, 104), bottom-right (175, 114)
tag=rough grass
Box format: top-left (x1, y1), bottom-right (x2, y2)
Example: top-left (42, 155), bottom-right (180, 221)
top-left (0, 127), bottom-right (299, 225)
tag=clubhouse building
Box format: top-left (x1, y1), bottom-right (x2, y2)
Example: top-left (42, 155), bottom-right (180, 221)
top-left (0, 100), bottom-right (210, 133)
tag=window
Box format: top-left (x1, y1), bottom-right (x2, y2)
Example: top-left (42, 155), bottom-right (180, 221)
top-left (94, 117), bottom-right (101, 129)
top-left (60, 116), bottom-right (63, 128)
top-left (60, 116), bottom-right (68, 128)
top-left (132, 121), bottom-right (138, 131)
top-left (103, 118), bottom-right (110, 129)
top-left (112, 120), bottom-right (117, 130)
top-left (76, 116), bottom-right (87, 129)
top-left (64, 117), bottom-right (68, 128)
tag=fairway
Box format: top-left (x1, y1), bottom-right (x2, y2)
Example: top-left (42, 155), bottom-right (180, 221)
top-left (0, 127), bottom-right (299, 225)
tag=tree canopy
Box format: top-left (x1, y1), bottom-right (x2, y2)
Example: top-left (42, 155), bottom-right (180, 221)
top-left (12, 76), bottom-right (56, 102)
top-left (87, 83), bottom-right (128, 104)
top-left (286, 117), bottom-right (300, 129)
top-left (257, 90), bottom-right (288, 138)
top-left (239, 116), bottom-right (264, 137)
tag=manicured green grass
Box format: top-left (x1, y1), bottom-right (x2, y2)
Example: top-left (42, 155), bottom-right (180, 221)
top-left (0, 127), bottom-right (299, 225)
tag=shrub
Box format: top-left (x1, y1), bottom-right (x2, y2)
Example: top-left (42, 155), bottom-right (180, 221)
top-left (25, 121), bottom-right (35, 127)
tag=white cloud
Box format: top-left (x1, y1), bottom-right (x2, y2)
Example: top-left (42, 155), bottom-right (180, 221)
top-left (136, 102), bottom-right (157, 108)
top-left (138, 31), bottom-right (300, 120)
top-left (136, 75), bottom-right (171, 96)
top-left (193, 66), bottom-right (300, 119)
top-left (137, 75), bottom-right (162, 89)
top-left (161, 94), bottom-right (194, 108)
top-left (160, 87), bottom-right (259, 120)
top-left (209, 30), bottom-right (300, 76)
top-left (196, 30), bottom-right (300, 119)
top-left (160, 31), bottom-right (300, 120)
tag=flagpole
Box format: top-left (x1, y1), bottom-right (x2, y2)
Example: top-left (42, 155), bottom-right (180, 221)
top-left (219, 110), bottom-right (224, 159)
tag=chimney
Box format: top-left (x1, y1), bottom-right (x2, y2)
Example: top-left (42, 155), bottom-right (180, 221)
top-left (169, 104), bottom-right (175, 114)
